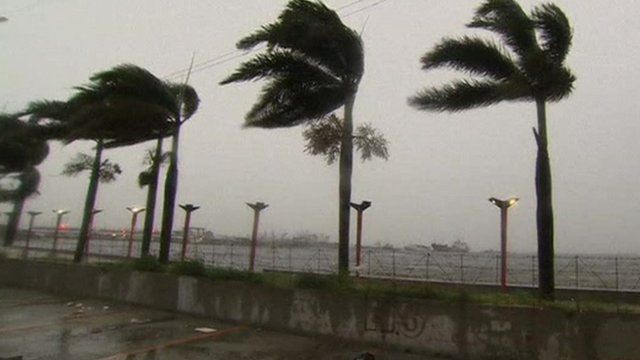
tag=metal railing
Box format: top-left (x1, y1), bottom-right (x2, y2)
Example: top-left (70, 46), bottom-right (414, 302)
top-left (7, 235), bottom-right (640, 292)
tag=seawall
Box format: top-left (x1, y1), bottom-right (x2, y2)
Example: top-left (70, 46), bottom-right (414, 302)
top-left (0, 258), bottom-right (638, 360)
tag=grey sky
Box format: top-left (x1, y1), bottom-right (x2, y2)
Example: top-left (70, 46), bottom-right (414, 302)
top-left (1, 0), bottom-right (639, 254)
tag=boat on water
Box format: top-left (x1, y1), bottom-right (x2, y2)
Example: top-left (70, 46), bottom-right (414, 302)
top-left (430, 240), bottom-right (470, 253)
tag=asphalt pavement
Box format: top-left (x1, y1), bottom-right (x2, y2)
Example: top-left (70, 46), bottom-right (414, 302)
top-left (0, 287), bottom-right (437, 360)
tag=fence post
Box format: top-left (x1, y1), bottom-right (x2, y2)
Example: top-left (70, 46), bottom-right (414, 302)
top-left (615, 256), bottom-right (619, 291)
top-left (425, 253), bottom-right (430, 281)
top-left (367, 249), bottom-right (371, 276)
top-left (211, 243), bottom-right (216, 267)
top-left (230, 243), bottom-right (235, 269)
top-left (271, 240), bottom-right (276, 269)
top-left (288, 246), bottom-right (292, 273)
top-left (392, 249), bottom-right (396, 280)
top-left (531, 255), bottom-right (536, 287)
top-left (495, 254), bottom-right (500, 285)
top-left (460, 254), bottom-right (464, 283)
top-left (574, 255), bottom-right (579, 288)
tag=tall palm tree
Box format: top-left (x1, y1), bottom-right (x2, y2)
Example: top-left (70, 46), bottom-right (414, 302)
top-left (157, 82), bottom-right (199, 263)
top-left (25, 64), bottom-right (184, 262)
top-left (138, 147), bottom-right (169, 256)
top-left (409, 0), bottom-right (575, 298)
top-left (220, 0), bottom-right (364, 274)
top-left (0, 113), bottom-right (49, 246)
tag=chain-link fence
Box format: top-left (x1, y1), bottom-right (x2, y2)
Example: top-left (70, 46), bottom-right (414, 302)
top-left (8, 233), bottom-right (640, 292)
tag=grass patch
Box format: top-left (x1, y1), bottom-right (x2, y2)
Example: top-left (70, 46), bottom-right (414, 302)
top-left (295, 273), bottom-right (354, 292)
top-left (206, 267), bottom-right (264, 284)
top-left (133, 255), bottom-right (165, 273)
top-left (169, 260), bottom-right (206, 277)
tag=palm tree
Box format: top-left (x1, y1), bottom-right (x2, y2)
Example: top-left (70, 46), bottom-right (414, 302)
top-left (138, 147), bottom-right (169, 256)
top-left (0, 113), bottom-right (49, 246)
top-left (157, 82), bottom-right (199, 264)
top-left (25, 64), bottom-right (184, 262)
top-left (409, 0), bottom-right (575, 298)
top-left (220, 0), bottom-right (364, 274)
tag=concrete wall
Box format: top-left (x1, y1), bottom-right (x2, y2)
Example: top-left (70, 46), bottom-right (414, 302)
top-left (1, 258), bottom-right (638, 360)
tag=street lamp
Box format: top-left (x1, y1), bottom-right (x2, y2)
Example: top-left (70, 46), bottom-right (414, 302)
top-left (350, 201), bottom-right (372, 272)
top-left (52, 209), bottom-right (70, 251)
top-left (25, 211), bottom-right (42, 252)
top-left (126, 207), bottom-right (145, 259)
top-left (488, 197), bottom-right (519, 291)
top-left (179, 204), bottom-right (200, 261)
top-left (246, 202), bottom-right (268, 272)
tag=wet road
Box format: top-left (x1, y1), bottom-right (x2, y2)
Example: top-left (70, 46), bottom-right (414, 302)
top-left (0, 287), bottom-right (436, 360)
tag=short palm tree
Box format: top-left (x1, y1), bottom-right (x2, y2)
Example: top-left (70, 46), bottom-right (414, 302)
top-left (62, 152), bottom-right (122, 184)
top-left (220, 0), bottom-right (364, 274)
top-left (409, 0), bottom-right (575, 298)
top-left (0, 113), bottom-right (49, 246)
top-left (25, 64), bottom-right (183, 262)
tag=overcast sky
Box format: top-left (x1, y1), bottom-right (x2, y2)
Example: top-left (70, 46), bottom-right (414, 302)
top-left (1, 0), bottom-right (639, 254)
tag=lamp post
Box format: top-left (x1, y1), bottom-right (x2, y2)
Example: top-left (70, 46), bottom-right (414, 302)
top-left (126, 207), bottom-right (145, 259)
top-left (25, 211), bottom-right (42, 252)
top-left (179, 204), bottom-right (200, 261)
top-left (52, 210), bottom-right (70, 251)
top-left (246, 202), bottom-right (268, 272)
top-left (85, 209), bottom-right (103, 257)
top-left (350, 201), bottom-right (372, 270)
top-left (488, 197), bottom-right (519, 291)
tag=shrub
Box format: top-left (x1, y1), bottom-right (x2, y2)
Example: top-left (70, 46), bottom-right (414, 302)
top-left (169, 260), bottom-right (206, 277)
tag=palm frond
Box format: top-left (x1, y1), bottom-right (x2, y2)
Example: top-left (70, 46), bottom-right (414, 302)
top-left (531, 3), bottom-right (572, 64)
top-left (467, 0), bottom-right (537, 57)
top-left (422, 36), bottom-right (519, 80)
top-left (409, 79), bottom-right (530, 112)
top-left (220, 50), bottom-right (339, 85)
top-left (245, 76), bottom-right (348, 128)
top-left (166, 83), bottom-right (200, 121)
top-left (354, 123), bottom-right (389, 162)
top-left (138, 170), bottom-right (153, 188)
top-left (79, 64), bottom-right (180, 118)
top-left (235, 0), bottom-right (363, 81)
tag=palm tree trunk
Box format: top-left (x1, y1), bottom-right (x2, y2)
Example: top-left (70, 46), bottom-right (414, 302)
top-left (140, 136), bottom-right (163, 256)
top-left (159, 127), bottom-right (180, 263)
top-left (338, 94), bottom-right (356, 275)
top-left (3, 197), bottom-right (25, 246)
top-left (74, 139), bottom-right (104, 263)
top-left (534, 98), bottom-right (555, 299)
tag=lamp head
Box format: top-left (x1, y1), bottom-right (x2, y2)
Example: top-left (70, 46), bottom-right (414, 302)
top-left (488, 197), bottom-right (519, 209)
top-left (126, 207), bottom-right (145, 214)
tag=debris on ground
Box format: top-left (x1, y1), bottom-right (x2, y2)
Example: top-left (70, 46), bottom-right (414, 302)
top-left (130, 318), bottom-right (151, 324)
top-left (194, 327), bottom-right (217, 333)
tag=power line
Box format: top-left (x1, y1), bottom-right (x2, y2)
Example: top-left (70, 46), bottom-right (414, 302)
top-left (164, 0), bottom-right (391, 81)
